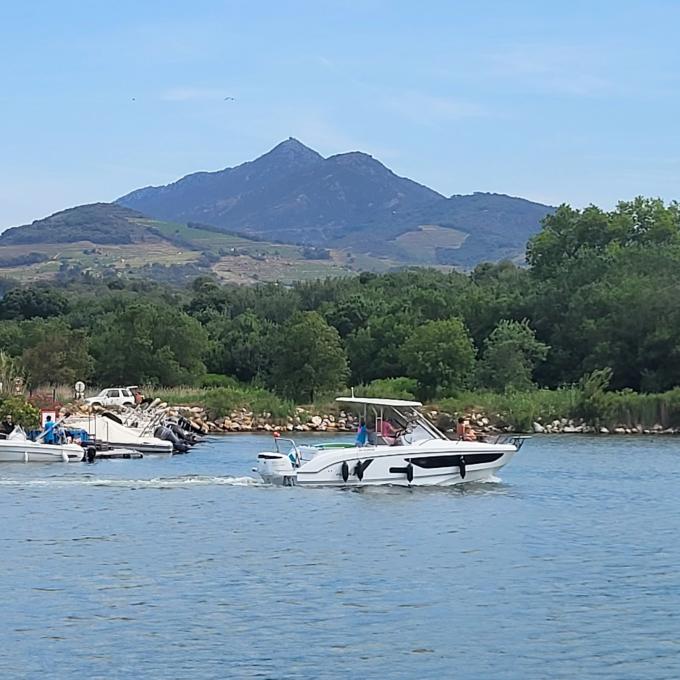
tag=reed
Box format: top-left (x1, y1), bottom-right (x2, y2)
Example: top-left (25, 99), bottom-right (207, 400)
top-left (437, 388), bottom-right (579, 432)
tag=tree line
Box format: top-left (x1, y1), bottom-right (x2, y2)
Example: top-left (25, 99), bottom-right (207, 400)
top-left (0, 196), bottom-right (678, 404)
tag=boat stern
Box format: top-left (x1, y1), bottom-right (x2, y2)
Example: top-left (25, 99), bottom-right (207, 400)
top-left (256, 451), bottom-right (297, 485)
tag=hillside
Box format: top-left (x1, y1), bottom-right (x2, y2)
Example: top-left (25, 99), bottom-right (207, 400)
top-left (0, 203), bottom-right (354, 284)
top-left (0, 203), bottom-right (156, 245)
top-left (118, 138), bottom-right (554, 265)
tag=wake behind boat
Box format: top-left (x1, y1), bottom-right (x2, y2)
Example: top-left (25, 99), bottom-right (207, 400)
top-left (256, 396), bottom-right (527, 487)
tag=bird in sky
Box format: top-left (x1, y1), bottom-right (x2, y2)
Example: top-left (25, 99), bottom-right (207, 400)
top-left (224, 96), bottom-right (235, 101)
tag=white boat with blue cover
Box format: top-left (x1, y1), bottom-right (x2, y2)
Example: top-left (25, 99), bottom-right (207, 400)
top-left (256, 397), bottom-right (526, 487)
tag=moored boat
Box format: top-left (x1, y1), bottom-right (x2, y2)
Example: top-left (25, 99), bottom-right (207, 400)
top-left (0, 427), bottom-right (84, 463)
top-left (64, 414), bottom-right (173, 455)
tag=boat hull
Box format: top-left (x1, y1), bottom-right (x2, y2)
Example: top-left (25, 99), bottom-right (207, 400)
top-left (0, 441), bottom-right (84, 463)
top-left (257, 441), bottom-right (517, 487)
top-left (64, 416), bottom-right (173, 455)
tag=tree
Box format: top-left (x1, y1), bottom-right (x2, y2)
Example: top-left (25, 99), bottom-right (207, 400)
top-left (22, 328), bottom-right (94, 386)
top-left (90, 302), bottom-right (209, 385)
top-left (0, 286), bottom-right (69, 320)
top-left (269, 312), bottom-right (348, 402)
top-left (206, 311), bottom-right (275, 382)
top-left (401, 318), bottom-right (476, 399)
top-left (477, 319), bottom-right (549, 391)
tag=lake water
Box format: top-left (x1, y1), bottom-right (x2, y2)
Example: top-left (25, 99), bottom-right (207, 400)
top-left (0, 434), bottom-right (679, 679)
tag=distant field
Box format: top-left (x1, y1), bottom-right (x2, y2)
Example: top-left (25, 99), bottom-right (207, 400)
top-left (212, 253), bottom-right (352, 284)
top-left (0, 220), bottom-right (406, 284)
top-left (391, 224), bottom-right (468, 262)
top-left (0, 239), bottom-right (200, 281)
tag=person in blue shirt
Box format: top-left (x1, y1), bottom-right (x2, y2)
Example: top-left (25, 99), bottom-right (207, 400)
top-left (355, 418), bottom-right (368, 447)
top-left (43, 415), bottom-right (56, 444)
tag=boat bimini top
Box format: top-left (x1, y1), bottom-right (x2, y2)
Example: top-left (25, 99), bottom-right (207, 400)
top-left (336, 395), bottom-right (446, 444)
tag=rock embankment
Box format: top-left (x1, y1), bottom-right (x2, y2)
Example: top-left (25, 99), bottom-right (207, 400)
top-left (68, 402), bottom-right (679, 436)
top-left (196, 407), bottom-right (361, 434)
top-left (531, 419), bottom-right (676, 435)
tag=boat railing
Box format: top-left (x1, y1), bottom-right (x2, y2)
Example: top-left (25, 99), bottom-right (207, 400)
top-left (488, 434), bottom-right (531, 450)
top-left (273, 437), bottom-right (299, 455)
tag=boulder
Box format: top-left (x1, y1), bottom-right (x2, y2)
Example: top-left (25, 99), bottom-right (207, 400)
top-left (599, 427), bottom-right (609, 434)
top-left (532, 422), bottom-right (545, 433)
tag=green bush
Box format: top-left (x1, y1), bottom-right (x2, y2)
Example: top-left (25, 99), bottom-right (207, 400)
top-left (0, 396), bottom-right (40, 429)
top-left (356, 377), bottom-right (418, 400)
top-left (437, 388), bottom-right (578, 432)
top-left (200, 373), bottom-right (239, 389)
top-left (147, 384), bottom-right (294, 422)
top-left (202, 387), bottom-right (293, 421)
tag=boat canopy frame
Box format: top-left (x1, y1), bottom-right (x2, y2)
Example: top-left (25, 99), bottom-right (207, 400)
top-left (336, 396), bottom-right (447, 443)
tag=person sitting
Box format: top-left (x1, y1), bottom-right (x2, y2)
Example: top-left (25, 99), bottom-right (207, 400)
top-left (0, 414), bottom-right (14, 437)
top-left (355, 418), bottom-right (368, 447)
top-left (456, 417), bottom-right (477, 441)
top-left (43, 415), bottom-right (56, 444)
top-left (380, 418), bottom-right (398, 445)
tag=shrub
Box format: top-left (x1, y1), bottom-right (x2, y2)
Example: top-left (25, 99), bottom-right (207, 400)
top-left (0, 396), bottom-right (40, 429)
top-left (356, 377), bottom-right (418, 400)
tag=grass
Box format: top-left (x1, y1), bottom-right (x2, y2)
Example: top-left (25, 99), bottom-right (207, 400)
top-left (150, 385), bottom-right (294, 421)
top-left (436, 388), bottom-right (580, 432)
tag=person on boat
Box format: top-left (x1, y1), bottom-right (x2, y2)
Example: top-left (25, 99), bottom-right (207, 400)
top-left (43, 415), bottom-right (56, 444)
top-left (0, 414), bottom-right (14, 436)
top-left (355, 418), bottom-right (368, 447)
top-left (380, 418), bottom-right (398, 445)
top-left (456, 417), bottom-right (477, 441)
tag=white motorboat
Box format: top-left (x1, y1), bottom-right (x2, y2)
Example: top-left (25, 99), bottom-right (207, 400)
top-left (64, 414), bottom-right (173, 455)
top-left (0, 427), bottom-right (84, 463)
top-left (256, 397), bottom-right (527, 487)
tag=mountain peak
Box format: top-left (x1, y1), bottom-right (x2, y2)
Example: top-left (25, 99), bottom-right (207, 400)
top-left (263, 137), bottom-right (323, 163)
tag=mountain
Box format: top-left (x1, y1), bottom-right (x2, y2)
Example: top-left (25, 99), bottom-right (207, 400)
top-left (117, 139), bottom-right (553, 265)
top-left (119, 138), bottom-right (443, 245)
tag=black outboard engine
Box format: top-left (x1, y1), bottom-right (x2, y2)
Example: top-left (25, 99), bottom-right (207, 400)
top-left (169, 422), bottom-right (196, 446)
top-left (154, 425), bottom-right (189, 454)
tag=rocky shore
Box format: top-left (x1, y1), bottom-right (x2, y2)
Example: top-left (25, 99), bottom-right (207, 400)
top-left (69, 402), bottom-right (680, 436)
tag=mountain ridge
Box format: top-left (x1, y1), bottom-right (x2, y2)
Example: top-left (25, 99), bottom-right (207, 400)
top-left (116, 138), bottom-right (553, 265)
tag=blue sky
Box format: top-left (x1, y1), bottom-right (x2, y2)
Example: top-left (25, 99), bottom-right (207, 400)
top-left (1, 0), bottom-right (679, 229)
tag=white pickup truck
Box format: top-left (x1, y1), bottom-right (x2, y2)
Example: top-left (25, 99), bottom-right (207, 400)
top-left (84, 387), bottom-right (136, 408)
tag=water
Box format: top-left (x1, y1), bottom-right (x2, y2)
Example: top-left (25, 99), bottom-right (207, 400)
top-left (1, 434), bottom-right (679, 679)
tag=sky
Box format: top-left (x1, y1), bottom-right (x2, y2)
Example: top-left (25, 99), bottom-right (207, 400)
top-left (1, 0), bottom-right (679, 229)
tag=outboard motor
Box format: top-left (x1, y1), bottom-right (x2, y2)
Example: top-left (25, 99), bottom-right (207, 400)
top-left (256, 452), bottom-right (296, 485)
top-left (154, 425), bottom-right (189, 454)
top-left (169, 422), bottom-right (195, 446)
